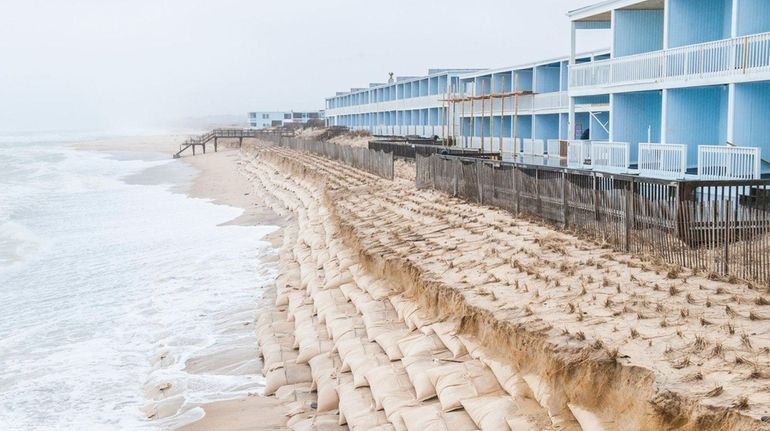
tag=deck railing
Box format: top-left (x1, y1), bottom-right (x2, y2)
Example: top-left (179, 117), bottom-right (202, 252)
top-left (567, 140), bottom-right (591, 168)
top-left (638, 143), bottom-right (687, 179)
top-left (521, 139), bottom-right (545, 156)
top-left (546, 139), bottom-right (563, 158)
top-left (698, 145), bottom-right (761, 180)
top-left (570, 31), bottom-right (770, 90)
top-left (416, 153), bottom-right (770, 285)
top-left (591, 141), bottom-right (630, 173)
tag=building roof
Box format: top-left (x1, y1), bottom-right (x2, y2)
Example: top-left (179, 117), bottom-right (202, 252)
top-left (568, 0), bottom-right (662, 21)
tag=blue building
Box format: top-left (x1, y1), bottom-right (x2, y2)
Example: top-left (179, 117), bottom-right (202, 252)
top-left (324, 0), bottom-right (768, 179)
top-left (569, 0), bottom-right (769, 178)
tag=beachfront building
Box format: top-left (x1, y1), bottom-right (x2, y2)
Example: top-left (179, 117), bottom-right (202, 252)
top-left (568, 0), bottom-right (769, 178)
top-left (451, 51), bottom-right (610, 162)
top-left (324, 69), bottom-right (482, 139)
top-left (247, 111), bottom-right (324, 129)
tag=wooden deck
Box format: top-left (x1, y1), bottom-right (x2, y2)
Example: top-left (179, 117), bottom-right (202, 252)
top-left (173, 129), bottom-right (260, 158)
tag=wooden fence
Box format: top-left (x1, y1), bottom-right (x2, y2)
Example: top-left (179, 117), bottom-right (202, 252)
top-left (261, 133), bottom-right (394, 180)
top-left (368, 140), bottom-right (498, 160)
top-left (416, 154), bottom-right (770, 285)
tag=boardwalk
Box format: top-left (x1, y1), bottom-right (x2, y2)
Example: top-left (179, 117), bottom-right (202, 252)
top-left (173, 129), bottom-right (261, 158)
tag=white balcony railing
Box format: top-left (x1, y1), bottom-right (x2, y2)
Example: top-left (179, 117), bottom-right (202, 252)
top-left (567, 140), bottom-right (592, 168)
top-left (591, 142), bottom-right (630, 173)
top-left (570, 32), bottom-right (770, 90)
top-left (546, 139), bottom-right (563, 158)
top-left (697, 145), bottom-right (761, 180)
top-left (638, 143), bottom-right (687, 179)
top-left (521, 139), bottom-right (545, 156)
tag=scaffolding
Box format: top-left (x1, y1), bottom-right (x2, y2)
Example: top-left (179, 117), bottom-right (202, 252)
top-left (442, 87), bottom-right (535, 155)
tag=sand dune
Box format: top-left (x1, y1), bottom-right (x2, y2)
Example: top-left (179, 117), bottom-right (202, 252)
top-left (226, 139), bottom-right (770, 431)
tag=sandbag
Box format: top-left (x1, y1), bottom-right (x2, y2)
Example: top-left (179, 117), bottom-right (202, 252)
top-left (364, 363), bottom-right (416, 412)
top-left (360, 300), bottom-right (402, 342)
top-left (289, 414), bottom-right (347, 431)
top-left (336, 376), bottom-right (390, 430)
top-left (374, 328), bottom-right (411, 361)
top-left (460, 394), bottom-right (518, 430)
top-left (338, 282), bottom-right (361, 302)
top-left (313, 289), bottom-right (348, 323)
top-left (426, 360), bottom-right (504, 411)
top-left (275, 383), bottom-right (314, 403)
top-left (297, 338), bottom-right (334, 365)
top-left (478, 353), bottom-right (532, 399)
top-left (327, 315), bottom-right (366, 342)
top-left (257, 320), bottom-right (294, 348)
top-left (323, 270), bottom-right (353, 291)
top-left (429, 321), bottom-right (467, 359)
top-left (264, 362), bottom-right (313, 396)
top-left (308, 353), bottom-right (342, 413)
top-left (401, 352), bottom-right (454, 401)
top-left (346, 348), bottom-right (391, 388)
top-left (399, 404), bottom-right (478, 431)
top-left (397, 333), bottom-right (447, 358)
top-left (261, 341), bottom-right (299, 374)
top-left (522, 374), bottom-right (581, 430)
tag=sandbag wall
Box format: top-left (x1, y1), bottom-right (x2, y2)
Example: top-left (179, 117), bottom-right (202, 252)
top-left (242, 148), bottom-right (586, 431)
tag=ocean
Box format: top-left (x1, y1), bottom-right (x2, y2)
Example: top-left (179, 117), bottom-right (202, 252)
top-left (0, 133), bottom-right (277, 430)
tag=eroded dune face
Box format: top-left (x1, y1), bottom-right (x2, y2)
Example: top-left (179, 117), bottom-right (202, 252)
top-left (240, 139), bottom-right (770, 431)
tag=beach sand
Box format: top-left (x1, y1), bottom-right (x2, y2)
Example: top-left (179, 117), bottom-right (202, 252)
top-left (77, 134), bottom-right (290, 430)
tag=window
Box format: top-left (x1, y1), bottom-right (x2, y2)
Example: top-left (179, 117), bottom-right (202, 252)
top-left (284, 113), bottom-right (291, 119)
top-left (308, 112), bottom-right (319, 119)
top-left (293, 113), bottom-right (302, 119)
top-left (248, 112), bottom-right (256, 118)
top-left (262, 113), bottom-right (269, 119)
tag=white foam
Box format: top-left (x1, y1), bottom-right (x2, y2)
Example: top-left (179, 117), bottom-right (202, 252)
top-left (0, 136), bottom-right (278, 430)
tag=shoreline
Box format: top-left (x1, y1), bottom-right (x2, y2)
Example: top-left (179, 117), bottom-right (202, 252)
top-left (75, 135), bottom-right (288, 430)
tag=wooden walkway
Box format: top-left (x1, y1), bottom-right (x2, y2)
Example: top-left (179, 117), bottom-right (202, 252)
top-left (173, 129), bottom-right (260, 158)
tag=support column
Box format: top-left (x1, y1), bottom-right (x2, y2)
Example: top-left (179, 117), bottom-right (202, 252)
top-left (661, 89), bottom-right (668, 143)
top-left (609, 94), bottom-right (615, 142)
top-left (663, 0), bottom-right (670, 49)
top-left (214, 137), bottom-right (218, 152)
top-left (727, 83), bottom-right (736, 144)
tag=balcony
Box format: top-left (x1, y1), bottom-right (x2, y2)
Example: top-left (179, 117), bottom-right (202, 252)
top-left (570, 32), bottom-right (770, 95)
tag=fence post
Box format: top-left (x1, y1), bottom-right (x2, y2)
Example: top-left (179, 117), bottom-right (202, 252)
top-left (723, 199), bottom-right (730, 274)
top-left (453, 158), bottom-right (459, 197)
top-left (624, 178), bottom-right (634, 252)
top-left (513, 163), bottom-right (520, 214)
top-left (593, 172), bottom-right (600, 223)
top-left (535, 167), bottom-right (542, 215)
top-left (561, 170), bottom-right (569, 227)
top-left (477, 160), bottom-right (483, 205)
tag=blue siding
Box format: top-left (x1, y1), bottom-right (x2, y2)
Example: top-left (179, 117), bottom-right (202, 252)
top-left (613, 91), bottom-right (662, 164)
top-left (668, 0), bottom-right (731, 48)
top-left (535, 65), bottom-right (561, 93)
top-left (514, 115), bottom-right (533, 140)
top-left (666, 86), bottom-right (728, 167)
top-left (734, 82), bottom-right (770, 162)
top-left (534, 114), bottom-right (559, 139)
top-left (514, 70), bottom-right (533, 92)
top-left (737, 0), bottom-right (770, 36)
top-left (614, 10), bottom-right (664, 57)
top-left (574, 112), bottom-right (591, 140)
top-left (590, 112), bottom-right (610, 140)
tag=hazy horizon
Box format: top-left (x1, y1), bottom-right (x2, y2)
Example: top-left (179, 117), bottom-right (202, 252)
top-left (0, 0), bottom-right (608, 133)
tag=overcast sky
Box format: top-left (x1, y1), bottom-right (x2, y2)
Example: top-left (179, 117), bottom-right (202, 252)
top-left (0, 0), bottom-right (608, 133)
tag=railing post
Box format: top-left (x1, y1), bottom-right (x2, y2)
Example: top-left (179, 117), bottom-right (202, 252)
top-left (535, 167), bottom-right (542, 215)
top-left (513, 163), bottom-right (520, 214)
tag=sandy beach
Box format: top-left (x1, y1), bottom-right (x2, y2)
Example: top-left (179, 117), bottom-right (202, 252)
top-left (77, 134), bottom-right (290, 430)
